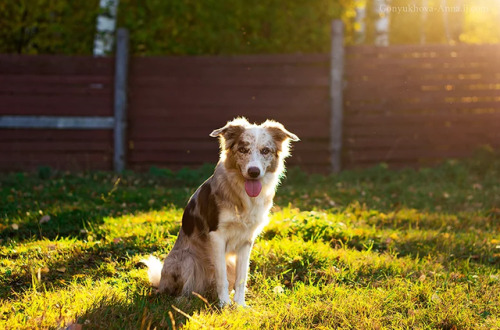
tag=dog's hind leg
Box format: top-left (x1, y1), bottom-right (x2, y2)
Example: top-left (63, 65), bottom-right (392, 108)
top-left (158, 250), bottom-right (185, 296)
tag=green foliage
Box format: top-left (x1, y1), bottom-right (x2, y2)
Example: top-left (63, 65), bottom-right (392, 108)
top-left (117, 0), bottom-right (354, 55)
top-left (0, 0), bottom-right (354, 55)
top-left (0, 0), bottom-right (99, 54)
top-left (1, 0), bottom-right (498, 55)
top-left (0, 156), bottom-right (499, 328)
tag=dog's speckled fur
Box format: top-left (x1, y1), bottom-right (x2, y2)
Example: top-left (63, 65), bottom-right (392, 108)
top-left (142, 117), bottom-right (299, 306)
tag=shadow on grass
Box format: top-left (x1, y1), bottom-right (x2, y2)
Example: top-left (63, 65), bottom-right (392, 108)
top-left (0, 237), bottom-right (169, 299)
top-left (1, 209), bottom-right (107, 242)
top-left (2, 234), bottom-right (214, 328)
top-left (74, 291), bottom-right (211, 330)
top-left (0, 168), bottom-right (201, 243)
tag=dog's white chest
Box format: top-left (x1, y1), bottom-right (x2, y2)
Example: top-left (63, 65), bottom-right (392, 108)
top-left (218, 198), bottom-right (270, 252)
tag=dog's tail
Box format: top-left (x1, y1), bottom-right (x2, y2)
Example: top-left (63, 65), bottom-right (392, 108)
top-left (140, 255), bottom-right (163, 288)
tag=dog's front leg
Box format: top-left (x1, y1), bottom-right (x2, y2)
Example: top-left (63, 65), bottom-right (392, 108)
top-left (209, 232), bottom-right (230, 306)
top-left (233, 241), bottom-right (252, 306)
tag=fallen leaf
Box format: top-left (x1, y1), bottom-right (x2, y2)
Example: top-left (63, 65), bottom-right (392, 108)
top-left (273, 285), bottom-right (284, 295)
top-left (472, 183), bottom-right (483, 190)
top-left (39, 215), bottom-right (51, 224)
top-left (431, 293), bottom-right (441, 303)
top-left (419, 274), bottom-right (426, 282)
top-left (57, 267), bottom-right (66, 273)
top-left (11, 224), bottom-right (19, 230)
top-left (113, 238), bottom-right (123, 244)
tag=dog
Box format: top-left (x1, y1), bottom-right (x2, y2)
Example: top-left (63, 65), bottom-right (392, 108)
top-left (142, 117), bottom-right (299, 306)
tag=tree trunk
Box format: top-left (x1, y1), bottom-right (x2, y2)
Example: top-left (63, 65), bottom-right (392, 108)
top-left (373, 0), bottom-right (389, 46)
top-left (94, 0), bottom-right (120, 56)
top-left (355, 0), bottom-right (367, 44)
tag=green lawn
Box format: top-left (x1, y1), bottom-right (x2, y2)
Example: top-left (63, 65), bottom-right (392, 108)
top-left (1, 153), bottom-right (499, 329)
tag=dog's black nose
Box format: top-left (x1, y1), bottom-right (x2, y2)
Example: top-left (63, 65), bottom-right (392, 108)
top-left (247, 167), bottom-right (260, 178)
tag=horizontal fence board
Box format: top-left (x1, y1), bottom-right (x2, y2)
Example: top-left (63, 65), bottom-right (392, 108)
top-left (0, 129), bottom-right (112, 141)
top-left (345, 56), bottom-right (500, 67)
top-left (0, 141), bottom-right (112, 152)
top-left (0, 116), bottom-right (114, 129)
top-left (128, 111), bottom-right (329, 124)
top-left (346, 44), bottom-right (500, 56)
top-left (131, 75), bottom-right (329, 88)
top-left (345, 87), bottom-right (500, 100)
top-left (344, 113), bottom-right (500, 126)
top-left (344, 124), bottom-right (499, 138)
top-left (0, 55), bottom-right (114, 75)
top-left (130, 62), bottom-right (329, 79)
top-left (0, 151), bottom-right (111, 166)
top-left (128, 87), bottom-right (329, 109)
top-left (343, 159), bottom-right (433, 170)
top-left (0, 75), bottom-right (112, 93)
top-left (0, 84), bottom-right (112, 96)
top-left (345, 66), bottom-right (500, 79)
top-left (131, 53), bottom-right (329, 66)
top-left (128, 105), bottom-right (329, 119)
top-left (0, 96), bottom-right (113, 116)
top-left (345, 147), bottom-right (489, 163)
top-left (344, 101), bottom-right (500, 115)
top-left (345, 133), bottom-right (500, 149)
top-left (345, 79), bottom-right (500, 93)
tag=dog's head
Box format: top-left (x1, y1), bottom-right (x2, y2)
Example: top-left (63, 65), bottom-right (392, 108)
top-left (210, 117), bottom-right (299, 197)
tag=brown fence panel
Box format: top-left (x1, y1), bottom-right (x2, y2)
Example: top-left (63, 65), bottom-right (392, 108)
top-left (127, 54), bottom-right (331, 173)
top-left (2, 42), bottom-right (499, 173)
top-left (343, 44), bottom-right (500, 168)
top-left (0, 55), bottom-right (114, 171)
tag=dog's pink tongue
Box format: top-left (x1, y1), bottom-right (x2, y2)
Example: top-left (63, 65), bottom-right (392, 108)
top-left (244, 180), bottom-right (262, 197)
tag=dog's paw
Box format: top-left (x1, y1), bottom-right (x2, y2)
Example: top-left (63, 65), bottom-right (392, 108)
top-left (233, 299), bottom-right (249, 308)
top-left (217, 297), bottom-right (231, 308)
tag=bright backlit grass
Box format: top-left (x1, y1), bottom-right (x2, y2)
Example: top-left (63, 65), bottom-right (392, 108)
top-left (1, 155), bottom-right (499, 329)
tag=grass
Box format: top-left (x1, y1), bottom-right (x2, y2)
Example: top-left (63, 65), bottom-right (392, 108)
top-left (0, 152), bottom-right (499, 329)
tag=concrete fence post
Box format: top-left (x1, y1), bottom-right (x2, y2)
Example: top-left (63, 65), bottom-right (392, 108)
top-left (330, 19), bottom-right (345, 173)
top-left (113, 28), bottom-right (129, 172)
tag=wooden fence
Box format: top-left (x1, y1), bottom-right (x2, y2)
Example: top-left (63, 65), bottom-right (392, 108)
top-left (0, 55), bottom-right (115, 171)
top-left (127, 54), bottom-right (331, 172)
top-left (1, 23), bottom-right (499, 173)
top-left (343, 43), bottom-right (500, 168)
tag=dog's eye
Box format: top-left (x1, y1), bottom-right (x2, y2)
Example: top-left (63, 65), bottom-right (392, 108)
top-left (261, 147), bottom-right (271, 155)
top-left (238, 147), bottom-right (249, 154)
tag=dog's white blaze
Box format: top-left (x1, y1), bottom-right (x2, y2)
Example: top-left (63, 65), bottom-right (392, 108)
top-left (241, 127), bottom-right (275, 179)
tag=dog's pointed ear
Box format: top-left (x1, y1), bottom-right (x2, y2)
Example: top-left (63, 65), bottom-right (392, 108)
top-left (210, 117), bottom-right (249, 148)
top-left (263, 120), bottom-right (300, 142)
